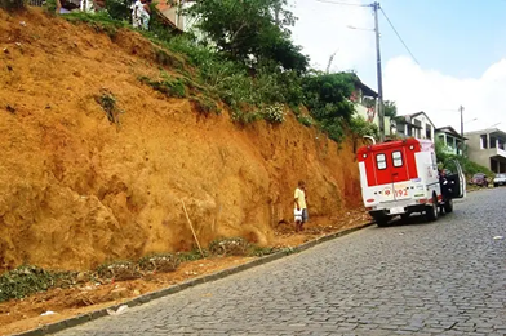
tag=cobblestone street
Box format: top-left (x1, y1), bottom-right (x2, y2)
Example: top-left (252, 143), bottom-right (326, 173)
top-left (55, 188), bottom-right (506, 336)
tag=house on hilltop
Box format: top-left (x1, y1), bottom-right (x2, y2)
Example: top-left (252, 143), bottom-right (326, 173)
top-left (346, 72), bottom-right (378, 124)
top-left (435, 126), bottom-right (466, 156)
top-left (391, 111), bottom-right (436, 142)
top-left (156, 0), bottom-right (195, 32)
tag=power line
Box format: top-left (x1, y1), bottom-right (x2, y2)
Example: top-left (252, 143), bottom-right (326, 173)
top-left (379, 6), bottom-right (420, 66)
top-left (315, 0), bottom-right (370, 7)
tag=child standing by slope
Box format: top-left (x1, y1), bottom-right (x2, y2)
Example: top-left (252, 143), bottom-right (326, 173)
top-left (293, 181), bottom-right (308, 232)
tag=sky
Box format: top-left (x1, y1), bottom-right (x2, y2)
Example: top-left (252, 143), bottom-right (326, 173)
top-left (289, 0), bottom-right (506, 133)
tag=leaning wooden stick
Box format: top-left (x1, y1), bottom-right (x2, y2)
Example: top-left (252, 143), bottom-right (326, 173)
top-left (181, 199), bottom-right (204, 256)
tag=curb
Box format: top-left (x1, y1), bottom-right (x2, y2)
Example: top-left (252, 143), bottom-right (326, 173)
top-left (13, 221), bottom-right (374, 336)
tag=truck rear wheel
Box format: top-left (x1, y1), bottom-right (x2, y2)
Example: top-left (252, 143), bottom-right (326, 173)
top-left (400, 213), bottom-right (411, 222)
top-left (444, 199), bottom-right (453, 213)
top-left (425, 198), bottom-right (439, 222)
top-left (375, 216), bottom-right (390, 227)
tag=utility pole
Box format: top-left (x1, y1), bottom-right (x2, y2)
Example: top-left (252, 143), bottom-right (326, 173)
top-left (341, 1), bottom-right (386, 140)
top-left (459, 105), bottom-right (465, 156)
top-left (371, 1), bottom-right (385, 142)
top-left (326, 51), bottom-right (337, 74)
top-left (274, 2), bottom-right (280, 27)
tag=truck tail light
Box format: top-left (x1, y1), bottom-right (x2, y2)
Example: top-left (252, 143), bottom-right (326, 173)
top-left (367, 198), bottom-right (374, 203)
top-left (418, 199), bottom-right (427, 204)
top-left (366, 207), bottom-right (373, 211)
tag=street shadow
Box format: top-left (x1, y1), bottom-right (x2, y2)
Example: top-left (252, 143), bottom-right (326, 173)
top-left (376, 211), bottom-right (455, 228)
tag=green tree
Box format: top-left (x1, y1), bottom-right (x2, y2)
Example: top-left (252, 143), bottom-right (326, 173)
top-left (435, 138), bottom-right (493, 177)
top-left (349, 115), bottom-right (378, 153)
top-left (383, 100), bottom-right (397, 118)
top-left (301, 73), bottom-right (356, 141)
top-left (105, 0), bottom-right (132, 22)
top-left (184, 0), bottom-right (308, 72)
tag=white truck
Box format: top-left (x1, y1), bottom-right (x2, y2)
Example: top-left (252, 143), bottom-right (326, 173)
top-left (357, 138), bottom-right (466, 226)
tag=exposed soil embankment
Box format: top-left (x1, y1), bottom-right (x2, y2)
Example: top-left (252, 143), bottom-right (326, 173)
top-left (0, 9), bottom-right (363, 272)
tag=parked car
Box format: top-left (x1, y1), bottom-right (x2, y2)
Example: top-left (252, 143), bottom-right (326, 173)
top-left (470, 173), bottom-right (489, 187)
top-left (493, 173), bottom-right (506, 187)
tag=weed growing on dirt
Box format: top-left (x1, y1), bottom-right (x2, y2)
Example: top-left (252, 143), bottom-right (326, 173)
top-left (0, 266), bottom-right (78, 303)
top-left (138, 253), bottom-right (180, 273)
top-left (176, 248), bottom-right (207, 261)
top-left (154, 49), bottom-right (185, 71)
top-left (290, 105), bottom-right (301, 116)
top-left (65, 12), bottom-right (132, 39)
top-left (298, 115), bottom-right (313, 127)
top-left (208, 237), bottom-right (250, 257)
top-left (96, 260), bottom-right (141, 281)
top-left (247, 246), bottom-right (278, 257)
top-left (261, 103), bottom-right (286, 124)
top-left (133, 34), bottom-right (301, 125)
top-left (42, 0), bottom-right (57, 14)
top-left (138, 74), bottom-right (187, 98)
top-left (0, 238), bottom-right (284, 303)
top-left (95, 89), bottom-right (123, 125)
top-left (65, 11), bottom-right (128, 27)
top-left (189, 95), bottom-right (220, 115)
top-left (231, 109), bottom-right (261, 125)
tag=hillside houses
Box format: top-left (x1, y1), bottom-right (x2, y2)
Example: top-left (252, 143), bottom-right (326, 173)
top-left (347, 78), bottom-right (506, 174)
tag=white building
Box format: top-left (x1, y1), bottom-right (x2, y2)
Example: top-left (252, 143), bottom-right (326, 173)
top-left (464, 128), bottom-right (506, 173)
top-left (348, 75), bottom-right (378, 126)
top-left (156, 0), bottom-right (209, 42)
top-left (393, 111), bottom-right (436, 142)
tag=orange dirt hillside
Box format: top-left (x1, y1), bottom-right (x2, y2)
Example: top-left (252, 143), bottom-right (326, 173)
top-left (0, 9), bottom-right (364, 272)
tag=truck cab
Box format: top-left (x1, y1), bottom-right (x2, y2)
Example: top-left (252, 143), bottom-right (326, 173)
top-left (357, 139), bottom-right (465, 226)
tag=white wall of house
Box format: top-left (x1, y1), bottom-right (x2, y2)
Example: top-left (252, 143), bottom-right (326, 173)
top-left (352, 87), bottom-right (379, 130)
top-left (354, 104), bottom-right (378, 128)
top-left (156, 1), bottom-right (207, 41)
top-left (407, 113), bottom-right (435, 142)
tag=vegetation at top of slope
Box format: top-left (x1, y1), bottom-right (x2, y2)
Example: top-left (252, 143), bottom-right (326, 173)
top-left (2, 0), bottom-right (379, 143)
top-left (435, 140), bottom-right (494, 177)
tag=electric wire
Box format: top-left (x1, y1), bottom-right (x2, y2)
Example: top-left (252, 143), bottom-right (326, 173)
top-left (315, 0), bottom-right (369, 7)
top-left (379, 6), bottom-right (421, 66)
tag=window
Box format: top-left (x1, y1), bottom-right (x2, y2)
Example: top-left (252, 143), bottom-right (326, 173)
top-left (490, 136), bottom-right (497, 149)
top-left (480, 134), bottom-right (487, 149)
top-left (426, 126), bottom-right (432, 140)
top-left (392, 151), bottom-right (403, 167)
top-left (447, 136), bottom-right (454, 147)
top-left (396, 123), bottom-right (406, 135)
top-left (376, 153), bottom-right (387, 170)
